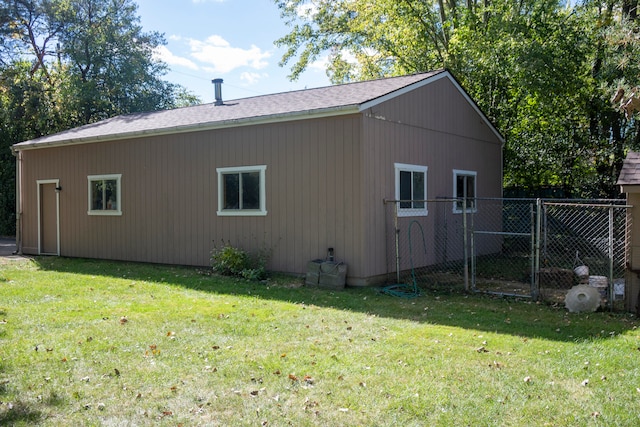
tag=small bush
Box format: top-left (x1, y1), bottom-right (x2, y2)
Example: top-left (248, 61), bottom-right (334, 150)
top-left (211, 240), bottom-right (268, 280)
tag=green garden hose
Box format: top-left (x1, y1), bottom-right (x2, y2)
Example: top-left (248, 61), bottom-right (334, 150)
top-left (380, 220), bottom-right (425, 298)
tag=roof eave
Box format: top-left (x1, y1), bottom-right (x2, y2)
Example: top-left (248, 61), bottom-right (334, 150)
top-left (12, 104), bottom-right (360, 152)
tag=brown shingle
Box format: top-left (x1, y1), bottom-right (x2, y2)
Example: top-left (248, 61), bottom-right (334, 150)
top-left (14, 70), bottom-right (446, 149)
top-left (617, 151), bottom-right (640, 185)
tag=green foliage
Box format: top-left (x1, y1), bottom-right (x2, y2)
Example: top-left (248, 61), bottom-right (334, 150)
top-left (211, 241), bottom-right (249, 276)
top-left (210, 240), bottom-right (268, 280)
top-left (274, 0), bottom-right (640, 198)
top-left (0, 0), bottom-right (201, 236)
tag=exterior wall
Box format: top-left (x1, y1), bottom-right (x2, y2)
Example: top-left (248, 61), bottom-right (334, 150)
top-left (360, 76), bottom-right (503, 282)
top-left (624, 189), bottom-right (640, 313)
top-left (18, 115), bottom-right (365, 280)
top-left (18, 76), bottom-right (502, 285)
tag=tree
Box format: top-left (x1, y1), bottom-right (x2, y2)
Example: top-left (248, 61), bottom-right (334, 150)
top-left (274, 0), bottom-right (640, 198)
top-left (0, 0), bottom-right (200, 235)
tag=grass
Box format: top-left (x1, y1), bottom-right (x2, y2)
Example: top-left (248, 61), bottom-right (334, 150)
top-left (0, 257), bottom-right (639, 426)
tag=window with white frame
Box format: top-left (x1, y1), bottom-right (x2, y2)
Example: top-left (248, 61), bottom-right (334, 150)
top-left (88, 174), bottom-right (122, 216)
top-left (453, 169), bottom-right (477, 213)
top-left (394, 163), bottom-right (428, 217)
top-left (217, 165), bottom-right (267, 216)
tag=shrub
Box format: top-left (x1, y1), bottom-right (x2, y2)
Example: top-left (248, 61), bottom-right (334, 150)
top-left (210, 240), bottom-right (269, 280)
top-left (211, 241), bottom-right (248, 276)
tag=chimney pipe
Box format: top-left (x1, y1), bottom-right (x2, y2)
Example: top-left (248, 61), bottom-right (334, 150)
top-left (212, 78), bottom-right (224, 106)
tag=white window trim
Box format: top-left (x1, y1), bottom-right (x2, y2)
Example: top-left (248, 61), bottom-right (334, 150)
top-left (217, 165), bottom-right (267, 217)
top-left (87, 174), bottom-right (122, 216)
top-left (453, 169), bottom-right (477, 214)
top-left (394, 163), bottom-right (428, 217)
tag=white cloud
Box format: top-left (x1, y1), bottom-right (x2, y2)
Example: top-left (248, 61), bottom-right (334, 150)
top-left (188, 35), bottom-right (271, 74)
top-left (153, 45), bottom-right (199, 70)
top-left (308, 55), bottom-right (329, 72)
top-left (240, 72), bottom-right (267, 85)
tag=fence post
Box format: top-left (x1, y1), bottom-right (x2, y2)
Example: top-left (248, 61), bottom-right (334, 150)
top-left (533, 198), bottom-right (542, 301)
top-left (463, 195), bottom-right (469, 291)
top-left (394, 201), bottom-right (401, 285)
top-left (609, 205), bottom-right (615, 311)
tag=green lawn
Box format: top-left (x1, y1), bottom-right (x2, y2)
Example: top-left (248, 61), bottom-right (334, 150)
top-left (0, 257), bottom-right (639, 426)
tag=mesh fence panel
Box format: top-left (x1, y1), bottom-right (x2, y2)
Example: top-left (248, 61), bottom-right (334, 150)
top-left (384, 198), bottom-right (632, 309)
top-left (384, 199), bottom-right (468, 292)
top-left (471, 199), bottom-right (537, 297)
top-left (539, 202), bottom-right (631, 308)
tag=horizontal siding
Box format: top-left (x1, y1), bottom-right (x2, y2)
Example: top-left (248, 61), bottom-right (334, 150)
top-left (19, 115), bottom-right (364, 279)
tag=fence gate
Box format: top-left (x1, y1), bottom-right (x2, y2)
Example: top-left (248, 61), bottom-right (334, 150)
top-left (385, 198), bottom-right (631, 309)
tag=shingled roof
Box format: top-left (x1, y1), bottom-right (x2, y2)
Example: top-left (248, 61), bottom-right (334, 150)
top-left (13, 69), bottom-right (501, 151)
top-left (617, 151), bottom-right (640, 186)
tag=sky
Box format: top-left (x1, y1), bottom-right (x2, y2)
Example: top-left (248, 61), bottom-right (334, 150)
top-left (135, 0), bottom-right (331, 104)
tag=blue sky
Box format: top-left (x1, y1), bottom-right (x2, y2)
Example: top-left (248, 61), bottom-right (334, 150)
top-left (135, 0), bottom-right (331, 103)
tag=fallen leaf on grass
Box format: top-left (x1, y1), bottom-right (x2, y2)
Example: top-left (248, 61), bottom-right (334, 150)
top-left (288, 374), bottom-right (298, 382)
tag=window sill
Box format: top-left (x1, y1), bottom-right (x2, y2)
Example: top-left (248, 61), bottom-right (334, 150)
top-left (217, 210), bottom-right (268, 217)
top-left (398, 210), bottom-right (428, 218)
top-left (88, 210), bottom-right (122, 216)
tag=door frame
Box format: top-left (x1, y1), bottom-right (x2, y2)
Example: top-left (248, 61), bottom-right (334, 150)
top-left (37, 179), bottom-right (60, 256)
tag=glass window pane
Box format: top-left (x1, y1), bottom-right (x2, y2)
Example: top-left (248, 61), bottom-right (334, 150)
top-left (412, 172), bottom-right (425, 209)
top-left (399, 170), bottom-right (412, 208)
top-left (223, 174), bottom-right (239, 209)
top-left (241, 172), bottom-right (260, 210)
top-left (456, 175), bottom-right (465, 199)
top-left (104, 180), bottom-right (117, 210)
top-left (92, 181), bottom-right (103, 210)
top-left (467, 176), bottom-right (475, 198)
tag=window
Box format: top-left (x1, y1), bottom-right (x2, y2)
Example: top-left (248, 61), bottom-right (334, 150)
top-left (453, 169), bottom-right (476, 213)
top-left (394, 163), bottom-right (428, 217)
top-left (217, 165), bottom-right (267, 216)
top-left (88, 174), bottom-right (122, 216)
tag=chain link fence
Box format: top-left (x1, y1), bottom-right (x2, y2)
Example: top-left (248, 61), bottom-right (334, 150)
top-left (384, 198), bottom-right (632, 310)
top-left (538, 202), bottom-right (631, 310)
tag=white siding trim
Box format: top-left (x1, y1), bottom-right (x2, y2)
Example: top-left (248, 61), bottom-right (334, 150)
top-left (87, 174), bottom-right (122, 216)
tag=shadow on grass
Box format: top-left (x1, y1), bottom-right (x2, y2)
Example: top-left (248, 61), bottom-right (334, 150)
top-left (32, 257), bottom-right (638, 343)
top-left (0, 401), bottom-right (42, 425)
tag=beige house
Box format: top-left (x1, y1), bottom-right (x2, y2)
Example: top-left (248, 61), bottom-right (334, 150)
top-left (12, 69), bottom-right (503, 285)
